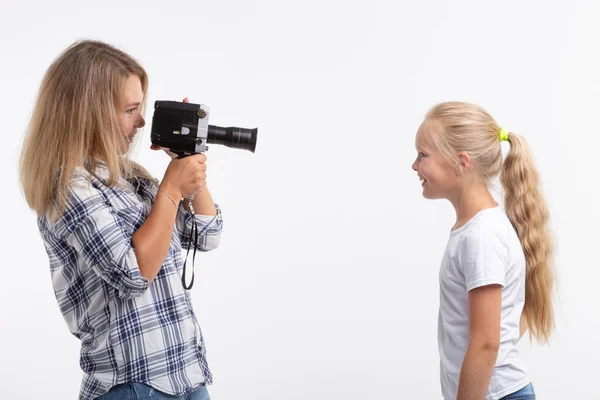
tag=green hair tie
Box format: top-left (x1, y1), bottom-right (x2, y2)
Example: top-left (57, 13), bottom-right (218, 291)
top-left (499, 127), bottom-right (509, 142)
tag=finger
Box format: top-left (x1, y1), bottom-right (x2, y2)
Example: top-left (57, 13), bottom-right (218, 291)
top-left (151, 144), bottom-right (170, 151)
top-left (191, 153), bottom-right (207, 163)
top-left (194, 174), bottom-right (207, 186)
top-left (183, 97), bottom-right (190, 103)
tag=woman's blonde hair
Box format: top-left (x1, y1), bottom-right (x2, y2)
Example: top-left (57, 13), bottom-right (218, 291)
top-left (425, 101), bottom-right (555, 343)
top-left (20, 40), bottom-right (155, 218)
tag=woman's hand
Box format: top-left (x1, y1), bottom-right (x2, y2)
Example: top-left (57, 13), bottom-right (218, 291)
top-left (161, 153), bottom-right (207, 199)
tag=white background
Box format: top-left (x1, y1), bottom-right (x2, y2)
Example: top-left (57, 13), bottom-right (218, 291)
top-left (1, 0), bottom-right (599, 398)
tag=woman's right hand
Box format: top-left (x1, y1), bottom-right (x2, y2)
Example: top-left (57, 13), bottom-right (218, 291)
top-left (160, 154), bottom-right (207, 199)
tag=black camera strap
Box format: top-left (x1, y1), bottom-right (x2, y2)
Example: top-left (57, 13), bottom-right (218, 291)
top-left (181, 197), bottom-right (199, 290)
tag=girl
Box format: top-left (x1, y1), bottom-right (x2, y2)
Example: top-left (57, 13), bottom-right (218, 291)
top-left (20, 40), bottom-right (221, 400)
top-left (412, 102), bottom-right (554, 400)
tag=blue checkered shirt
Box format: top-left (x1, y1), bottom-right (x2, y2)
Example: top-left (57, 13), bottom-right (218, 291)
top-left (37, 165), bottom-right (222, 399)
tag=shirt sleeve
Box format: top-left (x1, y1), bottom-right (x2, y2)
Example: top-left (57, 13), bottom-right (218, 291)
top-left (59, 176), bottom-right (149, 299)
top-left (175, 203), bottom-right (223, 251)
top-left (458, 228), bottom-right (507, 292)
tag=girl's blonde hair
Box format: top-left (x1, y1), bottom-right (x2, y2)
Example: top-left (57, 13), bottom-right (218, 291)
top-left (425, 101), bottom-right (554, 343)
top-left (20, 40), bottom-right (155, 218)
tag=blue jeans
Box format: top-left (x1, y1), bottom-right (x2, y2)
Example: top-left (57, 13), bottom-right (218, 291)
top-left (97, 383), bottom-right (210, 400)
top-left (500, 383), bottom-right (535, 399)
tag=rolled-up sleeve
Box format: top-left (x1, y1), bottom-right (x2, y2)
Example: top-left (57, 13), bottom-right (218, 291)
top-left (61, 177), bottom-right (149, 299)
top-left (175, 203), bottom-right (223, 251)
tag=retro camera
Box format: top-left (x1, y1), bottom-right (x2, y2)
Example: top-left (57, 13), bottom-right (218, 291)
top-left (150, 100), bottom-right (257, 158)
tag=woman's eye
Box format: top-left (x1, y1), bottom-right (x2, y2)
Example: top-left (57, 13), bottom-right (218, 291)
top-left (419, 152), bottom-right (427, 157)
top-left (127, 108), bottom-right (136, 114)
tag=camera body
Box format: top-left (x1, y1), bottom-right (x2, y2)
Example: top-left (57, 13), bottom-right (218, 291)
top-left (150, 100), bottom-right (257, 158)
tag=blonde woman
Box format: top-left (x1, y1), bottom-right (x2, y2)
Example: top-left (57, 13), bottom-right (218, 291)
top-left (20, 40), bottom-right (221, 400)
top-left (412, 102), bottom-right (554, 400)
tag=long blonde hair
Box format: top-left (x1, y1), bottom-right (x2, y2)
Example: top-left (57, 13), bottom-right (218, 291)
top-left (425, 101), bottom-right (554, 343)
top-left (20, 40), bottom-right (155, 218)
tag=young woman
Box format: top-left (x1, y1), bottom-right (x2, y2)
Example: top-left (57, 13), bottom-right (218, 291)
top-left (20, 40), bottom-right (221, 400)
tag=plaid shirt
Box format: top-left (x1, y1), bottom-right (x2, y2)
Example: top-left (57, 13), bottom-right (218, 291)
top-left (37, 164), bottom-right (222, 400)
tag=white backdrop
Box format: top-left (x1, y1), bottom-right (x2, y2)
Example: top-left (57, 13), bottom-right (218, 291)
top-left (1, 0), bottom-right (598, 398)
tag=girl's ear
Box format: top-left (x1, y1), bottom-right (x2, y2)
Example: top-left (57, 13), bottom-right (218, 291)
top-left (457, 151), bottom-right (471, 174)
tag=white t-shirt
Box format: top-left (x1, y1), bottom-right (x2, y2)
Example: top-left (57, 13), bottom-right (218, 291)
top-left (438, 206), bottom-right (530, 400)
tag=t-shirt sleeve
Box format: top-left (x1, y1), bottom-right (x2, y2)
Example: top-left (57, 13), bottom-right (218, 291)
top-left (458, 228), bottom-right (507, 292)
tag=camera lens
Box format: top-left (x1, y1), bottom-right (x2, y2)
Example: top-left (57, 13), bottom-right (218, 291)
top-left (207, 125), bottom-right (257, 153)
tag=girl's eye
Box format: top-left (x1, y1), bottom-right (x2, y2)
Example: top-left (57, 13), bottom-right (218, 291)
top-left (419, 152), bottom-right (427, 157)
top-left (127, 108), bottom-right (136, 114)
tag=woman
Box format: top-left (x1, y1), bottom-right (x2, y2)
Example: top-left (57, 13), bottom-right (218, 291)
top-left (20, 40), bottom-right (221, 400)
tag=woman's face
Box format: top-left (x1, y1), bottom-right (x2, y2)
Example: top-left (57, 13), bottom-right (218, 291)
top-left (117, 74), bottom-right (145, 154)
